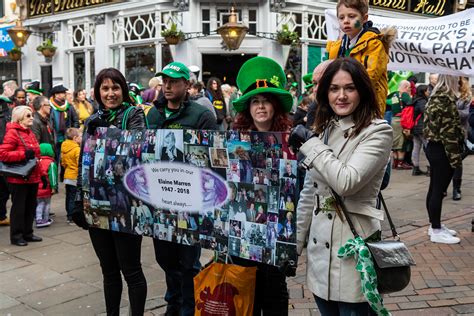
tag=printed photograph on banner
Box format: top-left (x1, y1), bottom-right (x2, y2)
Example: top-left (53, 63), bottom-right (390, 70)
top-left (228, 140), bottom-right (251, 160)
top-left (209, 131), bottom-right (227, 148)
top-left (184, 130), bottom-right (201, 144)
top-left (229, 236), bottom-right (241, 257)
top-left (156, 130), bottom-right (184, 162)
top-left (226, 159), bottom-right (240, 182)
top-left (243, 222), bottom-right (266, 248)
top-left (266, 222), bottom-right (278, 249)
top-left (228, 130), bottom-right (240, 142)
top-left (185, 145), bottom-right (210, 167)
top-left (142, 130), bottom-right (157, 154)
top-left (277, 210), bottom-right (296, 243)
top-left (275, 242), bottom-right (297, 267)
top-left (209, 147), bottom-right (229, 168)
top-left (95, 138), bottom-right (106, 153)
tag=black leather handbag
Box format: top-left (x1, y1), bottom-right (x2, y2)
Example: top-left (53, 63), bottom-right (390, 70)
top-left (332, 190), bottom-right (416, 294)
top-left (0, 131), bottom-right (37, 179)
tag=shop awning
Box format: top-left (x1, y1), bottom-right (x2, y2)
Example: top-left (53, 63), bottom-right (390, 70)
top-left (0, 24), bottom-right (15, 57)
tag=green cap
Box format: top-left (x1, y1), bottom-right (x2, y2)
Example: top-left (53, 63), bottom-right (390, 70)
top-left (155, 62), bottom-right (190, 80)
top-left (233, 56), bottom-right (293, 113)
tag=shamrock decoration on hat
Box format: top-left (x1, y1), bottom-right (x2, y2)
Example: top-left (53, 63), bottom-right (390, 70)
top-left (233, 56), bottom-right (293, 113)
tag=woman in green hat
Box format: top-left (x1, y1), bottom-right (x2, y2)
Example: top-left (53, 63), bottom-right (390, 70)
top-left (231, 56), bottom-right (293, 315)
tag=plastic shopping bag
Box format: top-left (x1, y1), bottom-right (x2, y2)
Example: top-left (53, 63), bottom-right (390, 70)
top-left (194, 262), bottom-right (257, 316)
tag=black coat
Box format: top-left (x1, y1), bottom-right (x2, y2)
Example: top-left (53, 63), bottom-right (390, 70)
top-left (412, 97), bottom-right (427, 136)
top-left (31, 112), bottom-right (55, 147)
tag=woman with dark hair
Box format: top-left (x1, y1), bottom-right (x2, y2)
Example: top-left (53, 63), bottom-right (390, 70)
top-left (292, 57), bottom-right (392, 315)
top-left (206, 77), bottom-right (228, 130)
top-left (71, 67), bottom-right (148, 315)
top-left (230, 56), bottom-right (294, 315)
top-left (12, 88), bottom-right (27, 107)
top-left (72, 89), bottom-right (94, 130)
top-left (411, 84), bottom-right (429, 176)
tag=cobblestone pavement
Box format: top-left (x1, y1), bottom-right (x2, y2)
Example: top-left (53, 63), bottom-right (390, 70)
top-left (0, 156), bottom-right (472, 315)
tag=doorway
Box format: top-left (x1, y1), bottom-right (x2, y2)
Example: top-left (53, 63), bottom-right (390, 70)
top-left (202, 54), bottom-right (256, 87)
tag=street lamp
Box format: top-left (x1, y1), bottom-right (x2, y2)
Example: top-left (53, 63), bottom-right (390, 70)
top-left (217, 7), bottom-right (248, 50)
top-left (7, 20), bottom-right (31, 48)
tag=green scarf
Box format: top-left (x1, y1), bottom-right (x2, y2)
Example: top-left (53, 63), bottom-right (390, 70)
top-left (338, 236), bottom-right (390, 316)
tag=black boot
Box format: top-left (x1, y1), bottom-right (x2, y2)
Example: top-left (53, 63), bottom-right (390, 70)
top-left (453, 179), bottom-right (462, 201)
top-left (412, 166), bottom-right (424, 176)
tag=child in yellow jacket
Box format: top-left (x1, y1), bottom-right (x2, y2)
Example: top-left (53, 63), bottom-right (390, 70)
top-left (326, 0), bottom-right (396, 116)
top-left (61, 128), bottom-right (81, 222)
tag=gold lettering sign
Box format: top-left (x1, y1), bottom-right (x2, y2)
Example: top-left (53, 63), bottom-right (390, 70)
top-left (370, 0), bottom-right (451, 16)
top-left (28, 0), bottom-right (118, 17)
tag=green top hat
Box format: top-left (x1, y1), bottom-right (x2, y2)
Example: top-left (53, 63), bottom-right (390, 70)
top-left (302, 73), bottom-right (313, 90)
top-left (233, 56), bottom-right (293, 113)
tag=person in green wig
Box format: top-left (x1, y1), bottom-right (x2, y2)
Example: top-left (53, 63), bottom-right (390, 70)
top-left (232, 56), bottom-right (294, 315)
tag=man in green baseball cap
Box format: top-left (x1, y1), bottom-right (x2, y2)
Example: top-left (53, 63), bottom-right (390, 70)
top-left (148, 61), bottom-right (216, 316)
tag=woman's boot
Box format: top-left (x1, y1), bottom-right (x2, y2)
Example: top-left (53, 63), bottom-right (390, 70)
top-left (412, 166), bottom-right (424, 176)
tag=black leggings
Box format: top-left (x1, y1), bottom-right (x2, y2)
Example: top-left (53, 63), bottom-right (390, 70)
top-left (89, 228), bottom-right (147, 316)
top-left (425, 142), bottom-right (454, 229)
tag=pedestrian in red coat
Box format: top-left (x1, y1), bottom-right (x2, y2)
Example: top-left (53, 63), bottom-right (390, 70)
top-left (0, 106), bottom-right (43, 246)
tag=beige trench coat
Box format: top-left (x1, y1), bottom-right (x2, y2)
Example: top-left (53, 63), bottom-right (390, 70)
top-left (296, 116), bottom-right (392, 303)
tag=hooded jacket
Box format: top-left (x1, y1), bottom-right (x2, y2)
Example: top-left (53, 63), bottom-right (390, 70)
top-left (61, 139), bottom-right (81, 181)
top-left (0, 122), bottom-right (42, 184)
top-left (37, 143), bottom-right (58, 198)
top-left (326, 27), bottom-right (397, 115)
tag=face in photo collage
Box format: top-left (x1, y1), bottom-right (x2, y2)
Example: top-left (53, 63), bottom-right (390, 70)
top-left (82, 129), bottom-right (298, 267)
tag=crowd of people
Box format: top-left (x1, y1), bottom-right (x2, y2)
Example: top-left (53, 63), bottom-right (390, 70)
top-left (1, 0), bottom-right (473, 314)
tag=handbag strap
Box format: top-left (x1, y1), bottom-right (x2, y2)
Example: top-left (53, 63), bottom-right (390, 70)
top-left (15, 130), bottom-right (29, 148)
top-left (377, 192), bottom-right (399, 240)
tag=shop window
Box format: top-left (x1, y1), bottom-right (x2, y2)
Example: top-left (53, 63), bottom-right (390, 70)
top-left (73, 52), bottom-right (86, 91)
top-left (0, 59), bottom-right (18, 91)
top-left (90, 52), bottom-right (95, 88)
top-left (112, 48), bottom-right (120, 70)
top-left (249, 9), bottom-right (257, 34)
top-left (162, 45), bottom-right (174, 68)
top-left (125, 46), bottom-right (156, 88)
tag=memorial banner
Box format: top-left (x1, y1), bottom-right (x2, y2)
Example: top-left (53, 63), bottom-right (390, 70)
top-left (82, 128), bottom-right (298, 267)
top-left (325, 8), bottom-right (474, 76)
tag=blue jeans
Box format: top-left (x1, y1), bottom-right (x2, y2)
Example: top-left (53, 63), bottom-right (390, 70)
top-left (153, 239), bottom-right (201, 316)
top-left (65, 184), bottom-right (77, 220)
top-left (315, 296), bottom-right (377, 316)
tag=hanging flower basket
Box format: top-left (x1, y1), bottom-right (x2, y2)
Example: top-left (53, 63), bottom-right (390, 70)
top-left (36, 39), bottom-right (57, 58)
top-left (7, 47), bottom-right (22, 61)
top-left (161, 23), bottom-right (185, 45)
top-left (40, 48), bottom-right (56, 58)
top-left (276, 24), bottom-right (300, 46)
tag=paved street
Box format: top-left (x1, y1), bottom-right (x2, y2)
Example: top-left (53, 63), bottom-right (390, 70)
top-left (0, 155), bottom-right (473, 315)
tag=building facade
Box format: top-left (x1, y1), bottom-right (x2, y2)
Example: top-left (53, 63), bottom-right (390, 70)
top-left (4, 0), bottom-right (463, 94)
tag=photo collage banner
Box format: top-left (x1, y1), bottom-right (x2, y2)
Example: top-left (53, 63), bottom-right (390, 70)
top-left (81, 128), bottom-right (299, 267)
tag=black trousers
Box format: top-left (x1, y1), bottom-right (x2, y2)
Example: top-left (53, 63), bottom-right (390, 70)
top-left (89, 228), bottom-right (147, 316)
top-left (65, 185), bottom-right (77, 220)
top-left (8, 183), bottom-right (38, 241)
top-left (425, 142), bottom-right (454, 229)
top-left (231, 256), bottom-right (289, 316)
top-left (0, 176), bottom-right (9, 220)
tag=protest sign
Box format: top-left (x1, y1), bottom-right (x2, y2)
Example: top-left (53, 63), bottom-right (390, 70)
top-left (81, 128), bottom-right (298, 267)
top-left (325, 8), bottom-right (474, 76)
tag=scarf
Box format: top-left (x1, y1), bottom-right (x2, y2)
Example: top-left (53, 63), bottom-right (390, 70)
top-left (98, 103), bottom-right (129, 124)
top-left (49, 97), bottom-right (70, 112)
top-left (338, 236), bottom-right (390, 316)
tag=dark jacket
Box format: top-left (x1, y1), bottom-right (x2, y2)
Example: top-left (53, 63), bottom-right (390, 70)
top-left (31, 112), bottom-right (55, 147)
top-left (0, 97), bottom-right (12, 144)
top-left (293, 107), bottom-right (308, 127)
top-left (147, 96), bottom-right (217, 130)
top-left (0, 122), bottom-right (42, 184)
top-left (412, 97), bottom-right (427, 136)
top-left (50, 105), bottom-right (79, 143)
top-left (76, 105), bottom-right (146, 201)
top-left (306, 101), bottom-right (317, 129)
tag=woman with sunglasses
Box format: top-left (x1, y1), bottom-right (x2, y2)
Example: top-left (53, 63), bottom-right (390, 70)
top-left (0, 106), bottom-right (43, 246)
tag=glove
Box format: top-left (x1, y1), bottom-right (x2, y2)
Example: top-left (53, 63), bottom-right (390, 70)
top-left (86, 115), bottom-right (109, 136)
top-left (25, 149), bottom-right (35, 160)
top-left (41, 176), bottom-right (48, 189)
top-left (288, 125), bottom-right (315, 153)
top-left (71, 201), bottom-right (89, 230)
top-left (279, 258), bottom-right (298, 277)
